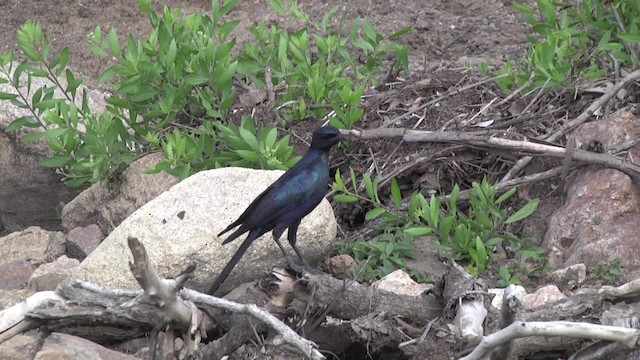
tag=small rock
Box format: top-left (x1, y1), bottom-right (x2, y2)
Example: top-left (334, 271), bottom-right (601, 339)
top-left (61, 153), bottom-right (179, 233)
top-left (66, 224), bottom-right (104, 260)
top-left (28, 255), bottom-right (80, 291)
top-left (325, 254), bottom-right (356, 276)
top-left (550, 263), bottom-right (586, 288)
top-left (0, 289), bottom-right (33, 309)
top-left (524, 284), bottom-right (566, 309)
top-left (0, 261), bottom-right (35, 289)
top-left (372, 269), bottom-right (432, 296)
top-left (0, 333), bottom-right (39, 359)
top-left (112, 337), bottom-right (149, 358)
top-left (37, 332), bottom-right (140, 360)
top-left (0, 227), bottom-right (65, 267)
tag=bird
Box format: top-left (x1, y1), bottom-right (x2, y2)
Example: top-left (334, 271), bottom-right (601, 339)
top-left (208, 126), bottom-right (343, 294)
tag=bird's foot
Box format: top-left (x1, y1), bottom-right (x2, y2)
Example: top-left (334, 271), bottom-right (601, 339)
top-left (284, 257), bottom-right (324, 275)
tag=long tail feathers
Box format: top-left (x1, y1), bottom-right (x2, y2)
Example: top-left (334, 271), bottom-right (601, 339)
top-left (208, 229), bottom-right (259, 294)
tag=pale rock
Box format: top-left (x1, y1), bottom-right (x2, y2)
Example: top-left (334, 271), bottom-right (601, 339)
top-left (0, 289), bottom-right (33, 309)
top-left (325, 254), bottom-right (356, 276)
top-left (61, 152), bottom-right (179, 233)
top-left (36, 332), bottom-right (139, 360)
top-left (28, 255), bottom-right (80, 291)
top-left (373, 269), bottom-right (432, 296)
top-left (0, 333), bottom-right (39, 360)
top-left (70, 168), bottom-right (337, 294)
top-left (65, 224), bottom-right (104, 260)
top-left (0, 261), bottom-right (35, 289)
top-left (549, 263), bottom-right (586, 288)
top-left (524, 284), bottom-right (566, 309)
top-left (0, 227), bottom-right (65, 267)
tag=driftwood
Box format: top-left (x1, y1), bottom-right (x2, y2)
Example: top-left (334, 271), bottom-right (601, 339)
top-left (3, 237), bottom-right (640, 359)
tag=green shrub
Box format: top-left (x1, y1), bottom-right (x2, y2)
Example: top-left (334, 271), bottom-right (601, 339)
top-left (332, 171), bottom-right (540, 277)
top-left (497, 0), bottom-right (640, 92)
top-left (1, 0), bottom-right (407, 186)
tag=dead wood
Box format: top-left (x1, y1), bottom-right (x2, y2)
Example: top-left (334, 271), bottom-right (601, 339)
top-left (6, 237), bottom-right (640, 359)
top-left (341, 128), bottom-right (640, 183)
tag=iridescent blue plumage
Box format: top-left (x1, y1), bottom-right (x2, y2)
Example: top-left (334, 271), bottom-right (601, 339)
top-left (208, 126), bottom-right (342, 294)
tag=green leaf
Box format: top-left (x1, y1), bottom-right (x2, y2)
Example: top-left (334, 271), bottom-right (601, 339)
top-left (333, 194), bottom-right (359, 203)
top-left (505, 198), bottom-right (539, 224)
top-left (390, 178), bottom-right (401, 209)
top-left (364, 174), bottom-right (375, 202)
top-left (512, 2), bottom-right (535, 14)
top-left (618, 32), bottom-right (640, 44)
top-left (55, 47), bottom-right (69, 76)
top-left (268, 0), bottom-right (284, 15)
top-left (0, 92), bottom-right (17, 100)
top-left (365, 207), bottom-right (386, 220)
top-left (264, 127), bottom-right (277, 148)
top-left (495, 187), bottom-right (516, 205)
top-left (5, 116), bottom-right (37, 132)
top-left (22, 131), bottom-right (48, 142)
top-left (404, 227), bottom-right (432, 237)
top-left (388, 26), bottom-right (412, 40)
top-left (238, 127), bottom-right (259, 151)
top-left (183, 74), bottom-right (209, 86)
top-left (165, 39), bottom-right (177, 67)
top-left (108, 27), bottom-right (121, 58)
top-left (39, 155), bottom-right (71, 167)
top-left (234, 149), bottom-right (260, 162)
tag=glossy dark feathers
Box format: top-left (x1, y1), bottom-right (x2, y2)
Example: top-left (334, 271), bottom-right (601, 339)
top-left (209, 126), bottom-right (341, 294)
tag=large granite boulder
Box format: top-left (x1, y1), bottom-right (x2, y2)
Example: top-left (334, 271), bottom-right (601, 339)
top-left (71, 167), bottom-right (337, 294)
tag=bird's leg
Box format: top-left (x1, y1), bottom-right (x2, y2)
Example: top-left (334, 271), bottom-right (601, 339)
top-left (287, 222), bottom-right (323, 275)
top-left (272, 224), bottom-right (303, 272)
top-left (273, 235), bottom-right (306, 273)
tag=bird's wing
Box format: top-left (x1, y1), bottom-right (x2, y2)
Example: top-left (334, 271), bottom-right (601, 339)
top-left (239, 161), bottom-right (325, 230)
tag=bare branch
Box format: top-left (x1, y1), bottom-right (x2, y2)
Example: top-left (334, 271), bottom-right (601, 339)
top-left (341, 128), bottom-right (640, 182)
top-left (182, 289), bottom-right (325, 360)
top-left (502, 69), bottom-right (640, 181)
top-left (461, 321), bottom-right (640, 360)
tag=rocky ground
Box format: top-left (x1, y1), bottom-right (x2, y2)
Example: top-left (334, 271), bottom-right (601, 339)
top-left (2, 0), bottom-right (640, 359)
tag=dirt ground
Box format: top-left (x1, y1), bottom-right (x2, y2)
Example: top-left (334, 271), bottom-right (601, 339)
top-left (0, 0), bottom-right (558, 359)
top-left (0, 0), bottom-right (531, 82)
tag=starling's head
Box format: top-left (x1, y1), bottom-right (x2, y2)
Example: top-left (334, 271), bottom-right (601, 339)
top-left (310, 126), bottom-right (342, 150)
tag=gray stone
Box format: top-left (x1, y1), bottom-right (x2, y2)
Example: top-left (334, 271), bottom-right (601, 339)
top-left (0, 261), bottom-right (35, 289)
top-left (325, 254), bottom-right (356, 276)
top-left (28, 255), bottom-right (80, 291)
top-left (70, 167), bottom-right (337, 294)
top-left (523, 284), bottom-right (566, 309)
top-left (373, 269), bottom-right (432, 296)
top-left (0, 227), bottom-right (65, 267)
top-left (61, 153), bottom-right (179, 233)
top-left (65, 224), bottom-right (104, 260)
top-left (0, 289), bottom-right (33, 309)
top-left (549, 263), bottom-right (586, 289)
top-left (36, 332), bottom-right (139, 360)
top-left (0, 333), bottom-right (39, 360)
top-left (0, 62), bottom-right (106, 231)
top-left (405, 235), bottom-right (448, 280)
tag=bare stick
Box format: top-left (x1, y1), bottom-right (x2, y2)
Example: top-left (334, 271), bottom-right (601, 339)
top-left (128, 237), bottom-right (197, 332)
top-left (0, 291), bottom-right (65, 344)
top-left (461, 321), bottom-right (640, 360)
top-left (342, 129), bottom-right (640, 181)
top-left (501, 69), bottom-right (640, 182)
top-left (182, 289), bottom-right (325, 360)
